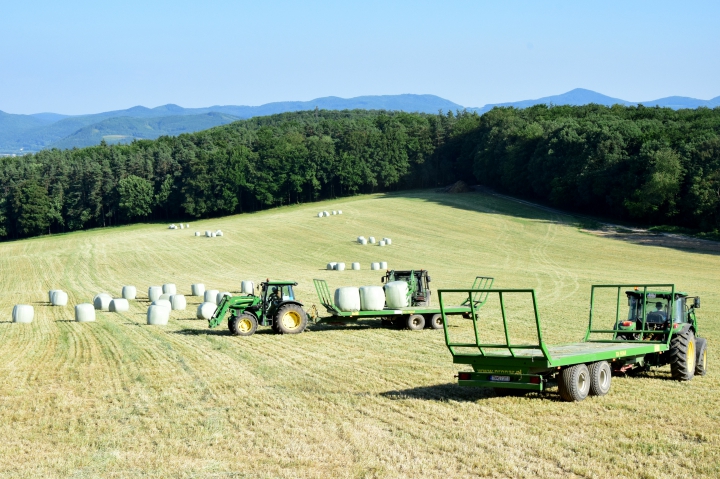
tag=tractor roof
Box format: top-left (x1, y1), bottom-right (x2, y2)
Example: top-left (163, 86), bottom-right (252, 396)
top-left (625, 290), bottom-right (688, 298)
top-left (265, 280), bottom-right (298, 286)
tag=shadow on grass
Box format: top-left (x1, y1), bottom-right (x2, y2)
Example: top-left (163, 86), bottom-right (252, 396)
top-left (381, 383), bottom-right (560, 402)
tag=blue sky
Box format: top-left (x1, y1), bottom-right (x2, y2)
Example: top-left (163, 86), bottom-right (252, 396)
top-left (1, 0), bottom-right (718, 114)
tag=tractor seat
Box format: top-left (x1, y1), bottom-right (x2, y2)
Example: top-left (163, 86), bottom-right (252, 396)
top-left (646, 311), bottom-right (667, 324)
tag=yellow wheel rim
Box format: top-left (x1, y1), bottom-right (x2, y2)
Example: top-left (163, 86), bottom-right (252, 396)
top-left (238, 318), bottom-right (253, 333)
top-left (281, 311), bottom-right (301, 330)
top-left (687, 340), bottom-right (695, 373)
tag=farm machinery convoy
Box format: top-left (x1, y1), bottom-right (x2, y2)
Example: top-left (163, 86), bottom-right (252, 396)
top-left (207, 273), bottom-right (708, 402)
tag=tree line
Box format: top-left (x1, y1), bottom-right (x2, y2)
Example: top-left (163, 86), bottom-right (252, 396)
top-left (0, 105), bottom-right (719, 241)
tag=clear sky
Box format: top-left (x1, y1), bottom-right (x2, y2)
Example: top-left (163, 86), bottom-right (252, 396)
top-left (1, 0), bottom-right (718, 115)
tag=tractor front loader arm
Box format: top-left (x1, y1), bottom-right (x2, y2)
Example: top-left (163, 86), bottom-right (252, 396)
top-left (209, 296), bottom-right (232, 328)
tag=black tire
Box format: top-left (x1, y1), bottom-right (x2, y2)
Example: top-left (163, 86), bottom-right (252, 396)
top-left (558, 364), bottom-right (591, 402)
top-left (229, 313), bottom-right (258, 337)
top-left (589, 361), bottom-right (612, 396)
top-left (427, 313), bottom-right (443, 330)
top-left (406, 314), bottom-right (425, 331)
top-left (670, 329), bottom-right (696, 381)
top-left (274, 304), bottom-right (308, 334)
top-left (695, 337), bottom-right (707, 376)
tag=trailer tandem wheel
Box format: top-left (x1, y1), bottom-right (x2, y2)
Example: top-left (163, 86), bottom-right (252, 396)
top-left (588, 361), bottom-right (612, 396)
top-left (406, 314), bottom-right (425, 331)
top-left (426, 313), bottom-right (443, 330)
top-left (558, 364), bottom-right (591, 402)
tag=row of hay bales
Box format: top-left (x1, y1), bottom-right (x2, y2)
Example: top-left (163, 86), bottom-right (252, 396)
top-left (326, 261), bottom-right (388, 271)
top-left (195, 230), bottom-right (224, 237)
top-left (318, 210), bottom-right (342, 217)
top-left (356, 236), bottom-right (391, 246)
top-left (169, 223), bottom-right (191, 229)
top-left (334, 281), bottom-right (409, 312)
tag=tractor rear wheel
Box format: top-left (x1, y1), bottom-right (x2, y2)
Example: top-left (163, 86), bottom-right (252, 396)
top-left (427, 313), bottom-right (443, 330)
top-left (229, 313), bottom-right (258, 336)
top-left (670, 329), bottom-right (696, 381)
top-left (275, 304), bottom-right (308, 334)
top-left (558, 364), bottom-right (591, 402)
top-left (588, 361), bottom-right (612, 396)
top-left (695, 337), bottom-right (707, 376)
top-left (406, 314), bottom-right (425, 331)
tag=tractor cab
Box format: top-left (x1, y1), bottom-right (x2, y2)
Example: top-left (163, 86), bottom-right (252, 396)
top-left (381, 269), bottom-right (432, 306)
top-left (618, 289), bottom-right (700, 339)
top-left (260, 281), bottom-right (298, 317)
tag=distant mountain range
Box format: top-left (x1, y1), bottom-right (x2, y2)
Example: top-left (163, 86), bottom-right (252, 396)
top-left (1, 89), bottom-right (718, 153)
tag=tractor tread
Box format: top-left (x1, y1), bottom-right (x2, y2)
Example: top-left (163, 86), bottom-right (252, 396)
top-left (670, 329), bottom-right (695, 381)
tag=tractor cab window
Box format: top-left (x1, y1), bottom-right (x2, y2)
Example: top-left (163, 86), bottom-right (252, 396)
top-left (674, 297), bottom-right (686, 323)
top-left (281, 285), bottom-right (295, 301)
top-left (627, 295), bottom-right (670, 324)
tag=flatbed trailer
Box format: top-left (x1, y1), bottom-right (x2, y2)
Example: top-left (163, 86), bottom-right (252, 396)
top-left (313, 276), bottom-right (493, 330)
top-left (438, 284), bottom-right (706, 401)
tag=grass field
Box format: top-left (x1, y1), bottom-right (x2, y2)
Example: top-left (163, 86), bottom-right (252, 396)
top-left (1, 190), bottom-right (718, 478)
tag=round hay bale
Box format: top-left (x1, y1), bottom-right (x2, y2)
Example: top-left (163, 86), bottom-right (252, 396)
top-left (327, 262), bottom-right (337, 270)
top-left (148, 286), bottom-right (163, 302)
top-left (370, 262), bottom-right (380, 270)
top-left (205, 230), bottom-right (212, 237)
top-left (48, 289), bottom-right (61, 303)
top-left (216, 230), bottom-right (224, 237)
top-left (75, 303), bottom-right (95, 322)
top-left (93, 293), bottom-right (112, 311)
top-left (360, 286), bottom-right (385, 311)
top-left (204, 289), bottom-right (219, 304)
top-left (169, 224), bottom-right (176, 229)
top-left (186, 224), bottom-right (190, 228)
top-left (318, 212), bottom-right (323, 218)
top-left (162, 283), bottom-right (177, 295)
top-left (357, 236), bottom-right (365, 243)
top-left (191, 283), bottom-right (205, 296)
top-left (159, 293), bottom-right (172, 301)
top-left (152, 299), bottom-right (171, 309)
top-left (169, 294), bottom-right (186, 310)
top-left (352, 262), bottom-right (360, 270)
top-left (378, 240), bottom-right (386, 246)
top-left (384, 281), bottom-right (409, 308)
top-left (241, 281), bottom-right (254, 294)
top-left (334, 287), bottom-right (360, 312)
top-left (51, 290), bottom-right (68, 306)
top-left (211, 232), bottom-right (217, 237)
top-left (122, 285), bottom-right (137, 300)
top-left (338, 210), bottom-right (342, 215)
top-left (109, 298), bottom-right (129, 313)
top-left (380, 261), bottom-right (388, 269)
top-left (12, 305), bottom-right (34, 323)
top-left (384, 238), bottom-right (392, 245)
top-left (195, 232), bottom-right (201, 236)
top-left (197, 302), bottom-right (217, 319)
top-left (180, 224), bottom-right (185, 229)
top-left (323, 211), bottom-right (329, 217)
top-left (359, 238), bottom-right (367, 245)
top-left (147, 305), bottom-right (170, 326)
top-left (369, 237), bottom-right (376, 244)
top-left (335, 262), bottom-right (346, 271)
top-left (332, 210), bottom-right (337, 215)
top-left (216, 291), bottom-right (232, 304)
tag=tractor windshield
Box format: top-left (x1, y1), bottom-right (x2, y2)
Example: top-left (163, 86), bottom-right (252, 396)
top-left (281, 285), bottom-right (295, 301)
top-left (627, 294), bottom-right (671, 324)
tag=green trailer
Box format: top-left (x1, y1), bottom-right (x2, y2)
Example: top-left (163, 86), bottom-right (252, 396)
top-left (313, 275), bottom-right (493, 330)
top-left (438, 284), bottom-right (707, 401)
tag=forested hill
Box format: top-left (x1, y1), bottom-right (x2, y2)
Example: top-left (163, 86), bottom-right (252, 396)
top-left (0, 105), bottom-right (719, 241)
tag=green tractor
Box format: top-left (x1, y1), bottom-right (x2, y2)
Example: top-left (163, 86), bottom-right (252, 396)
top-left (208, 280), bottom-right (309, 336)
top-left (380, 269), bottom-right (433, 306)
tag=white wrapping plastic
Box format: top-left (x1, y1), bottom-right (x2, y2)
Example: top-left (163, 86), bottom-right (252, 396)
top-left (148, 286), bottom-right (163, 302)
top-left (216, 230), bottom-right (223, 237)
top-left (357, 236), bottom-right (365, 243)
top-left (335, 263), bottom-right (346, 271)
top-left (93, 293), bottom-right (112, 311)
top-left (380, 261), bottom-right (388, 269)
top-left (122, 285), bottom-right (137, 300)
top-left (360, 286), bottom-right (385, 311)
top-left (170, 294), bottom-right (186, 310)
top-left (369, 236), bottom-right (376, 244)
top-left (152, 299), bottom-right (171, 309)
top-left (159, 293), bottom-right (172, 301)
top-left (327, 262), bottom-right (337, 270)
top-left (195, 231), bottom-right (201, 236)
top-left (370, 262), bottom-right (380, 270)
top-left (205, 230), bottom-right (212, 237)
top-left (384, 281), bottom-right (409, 308)
top-left (75, 303), bottom-right (95, 322)
top-left (338, 210), bottom-right (342, 214)
top-left (12, 305), bottom-right (34, 323)
top-left (318, 212), bottom-right (323, 217)
top-left (147, 305), bottom-right (170, 325)
top-left (191, 283), bottom-right (205, 296)
top-left (352, 262), bottom-right (360, 270)
top-left (48, 289), bottom-right (61, 303)
top-left (216, 292), bottom-right (231, 304)
top-left (332, 210), bottom-right (337, 215)
top-left (359, 238), bottom-right (367, 245)
top-left (109, 298), bottom-right (129, 312)
top-left (378, 240), bottom-right (385, 246)
top-left (384, 238), bottom-right (392, 245)
top-left (162, 283), bottom-right (177, 295)
top-left (334, 287), bottom-right (360, 312)
top-left (204, 289), bottom-right (219, 304)
top-left (197, 302), bottom-right (217, 319)
top-left (51, 290), bottom-right (68, 306)
top-left (241, 281), bottom-right (254, 294)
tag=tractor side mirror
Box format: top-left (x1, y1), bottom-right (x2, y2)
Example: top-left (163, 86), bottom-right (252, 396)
top-left (693, 297), bottom-right (701, 309)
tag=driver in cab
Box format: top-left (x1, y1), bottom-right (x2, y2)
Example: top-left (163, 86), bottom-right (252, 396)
top-left (647, 302), bottom-right (667, 323)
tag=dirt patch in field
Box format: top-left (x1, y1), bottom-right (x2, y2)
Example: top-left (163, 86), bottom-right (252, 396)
top-left (583, 225), bottom-right (720, 255)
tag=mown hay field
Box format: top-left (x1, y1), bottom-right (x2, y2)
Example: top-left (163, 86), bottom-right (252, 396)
top-left (1, 190), bottom-right (718, 478)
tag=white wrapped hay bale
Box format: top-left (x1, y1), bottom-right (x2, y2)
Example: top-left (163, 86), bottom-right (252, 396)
top-left (48, 289), bottom-right (61, 303)
top-left (334, 287), bottom-right (360, 312)
top-left (195, 232), bottom-right (201, 236)
top-left (205, 230), bottom-right (212, 237)
top-left (147, 305), bottom-right (170, 326)
top-left (211, 232), bottom-right (217, 237)
top-left (352, 262), bottom-right (360, 270)
top-left (360, 286), bottom-right (386, 311)
top-left (159, 293), bottom-right (172, 301)
top-left (359, 238), bottom-right (367, 245)
top-left (338, 210), bottom-right (342, 215)
top-left (75, 303), bottom-right (95, 322)
top-left (327, 262), bottom-right (337, 271)
top-left (93, 293), bottom-right (112, 311)
top-left (204, 289), bottom-right (219, 304)
top-left (170, 294), bottom-right (186, 310)
top-left (51, 290), bottom-right (68, 306)
top-left (197, 302), bottom-right (217, 319)
top-left (180, 224), bottom-right (184, 229)
top-left (332, 210), bottom-right (337, 215)
top-left (383, 238), bottom-right (392, 245)
top-left (318, 212), bottom-right (323, 218)
top-left (370, 262), bottom-right (380, 270)
top-left (152, 299), bottom-right (171, 309)
top-left (384, 281), bottom-right (409, 308)
top-left (369, 237), bottom-right (376, 244)
top-left (109, 298), bottom-right (129, 313)
top-left (323, 211), bottom-right (329, 217)
top-left (380, 261), bottom-right (388, 269)
top-left (216, 230), bottom-right (223, 237)
top-left (378, 240), bottom-right (386, 246)
top-left (12, 305), bottom-right (34, 323)
top-left (216, 291), bottom-right (232, 304)
top-left (357, 236), bottom-right (365, 244)
top-left (186, 224), bottom-right (190, 228)
top-left (191, 283), bottom-right (205, 296)
top-left (241, 281), bottom-right (254, 294)
top-left (169, 224), bottom-right (176, 229)
top-left (122, 285), bottom-right (137, 300)
top-left (148, 286), bottom-right (162, 302)
top-left (335, 262), bottom-right (346, 271)
top-left (162, 283), bottom-right (176, 295)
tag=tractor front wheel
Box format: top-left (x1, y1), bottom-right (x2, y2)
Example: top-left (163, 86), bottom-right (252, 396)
top-left (558, 364), bottom-right (591, 402)
top-left (588, 361), bottom-right (612, 396)
top-left (275, 304), bottom-right (308, 334)
top-left (229, 313), bottom-right (258, 337)
top-left (427, 313), bottom-right (443, 330)
top-left (695, 337), bottom-right (707, 376)
top-left (670, 329), bottom-right (696, 381)
top-left (406, 314), bottom-right (425, 331)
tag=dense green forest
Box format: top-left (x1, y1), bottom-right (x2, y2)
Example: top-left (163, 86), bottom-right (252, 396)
top-left (1, 105), bottom-right (719, 241)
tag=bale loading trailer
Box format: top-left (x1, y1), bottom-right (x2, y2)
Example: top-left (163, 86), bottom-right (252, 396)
top-left (439, 284), bottom-right (707, 401)
top-left (313, 275), bottom-right (493, 330)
